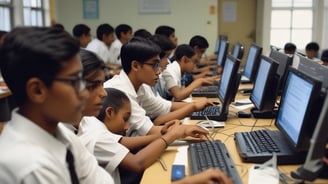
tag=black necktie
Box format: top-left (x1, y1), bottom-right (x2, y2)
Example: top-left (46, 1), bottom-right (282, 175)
top-left (66, 149), bottom-right (80, 184)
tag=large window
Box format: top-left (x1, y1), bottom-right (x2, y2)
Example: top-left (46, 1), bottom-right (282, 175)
top-left (270, 0), bottom-right (313, 49)
top-left (0, 0), bottom-right (12, 31)
top-left (23, 0), bottom-right (44, 26)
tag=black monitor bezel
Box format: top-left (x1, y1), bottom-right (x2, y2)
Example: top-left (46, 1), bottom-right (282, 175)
top-left (250, 55), bottom-right (279, 112)
top-left (242, 43), bottom-right (262, 83)
top-left (275, 67), bottom-right (323, 152)
top-left (216, 38), bottom-right (229, 67)
top-left (231, 42), bottom-right (244, 60)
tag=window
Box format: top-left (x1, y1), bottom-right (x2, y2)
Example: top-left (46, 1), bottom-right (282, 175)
top-left (23, 0), bottom-right (44, 26)
top-left (0, 0), bottom-right (12, 31)
top-left (270, 0), bottom-right (313, 49)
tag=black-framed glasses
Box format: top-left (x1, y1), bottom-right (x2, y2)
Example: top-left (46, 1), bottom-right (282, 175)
top-left (86, 79), bottom-right (104, 91)
top-left (53, 73), bottom-right (86, 93)
top-left (143, 62), bottom-right (162, 71)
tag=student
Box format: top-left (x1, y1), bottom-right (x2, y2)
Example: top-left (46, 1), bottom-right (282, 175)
top-left (305, 41), bottom-right (320, 60)
top-left (320, 49), bottom-right (328, 66)
top-left (0, 27), bottom-right (113, 183)
top-left (52, 23), bottom-right (65, 31)
top-left (93, 87), bottom-right (232, 184)
top-left (86, 23), bottom-right (115, 66)
top-left (155, 25), bottom-right (178, 60)
top-left (72, 24), bottom-right (92, 48)
top-left (284, 42), bottom-right (297, 55)
top-left (109, 24), bottom-right (133, 66)
top-left (0, 30), bottom-right (8, 46)
top-left (134, 28), bottom-right (152, 38)
top-left (161, 44), bottom-right (216, 101)
top-left (146, 34), bottom-right (214, 125)
top-left (104, 37), bottom-right (210, 137)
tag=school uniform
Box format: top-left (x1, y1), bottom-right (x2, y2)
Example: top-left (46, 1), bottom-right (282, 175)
top-left (108, 39), bottom-right (122, 65)
top-left (0, 109), bottom-right (114, 184)
top-left (161, 61), bottom-right (182, 100)
top-left (138, 84), bottom-right (171, 120)
top-left (78, 116), bottom-right (129, 184)
top-left (104, 71), bottom-right (153, 136)
top-left (86, 39), bottom-right (111, 64)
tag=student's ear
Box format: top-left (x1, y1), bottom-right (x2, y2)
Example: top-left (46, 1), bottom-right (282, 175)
top-left (131, 60), bottom-right (140, 71)
top-left (105, 106), bottom-right (114, 119)
top-left (182, 56), bottom-right (189, 64)
top-left (25, 77), bottom-right (47, 103)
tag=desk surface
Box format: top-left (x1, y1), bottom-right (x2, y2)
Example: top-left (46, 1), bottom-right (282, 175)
top-left (141, 86), bottom-right (328, 184)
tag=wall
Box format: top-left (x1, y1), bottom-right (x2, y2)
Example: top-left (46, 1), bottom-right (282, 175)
top-left (54, 0), bottom-right (218, 54)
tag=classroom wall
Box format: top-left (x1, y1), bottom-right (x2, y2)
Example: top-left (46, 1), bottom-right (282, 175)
top-left (54, 0), bottom-right (219, 55)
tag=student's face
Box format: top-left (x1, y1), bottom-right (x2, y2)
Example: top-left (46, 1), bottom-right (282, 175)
top-left (194, 46), bottom-right (207, 60)
top-left (160, 50), bottom-right (172, 70)
top-left (104, 33), bottom-right (115, 47)
top-left (82, 69), bottom-right (107, 116)
top-left (138, 56), bottom-right (162, 86)
top-left (105, 101), bottom-right (131, 135)
top-left (80, 33), bottom-right (92, 48)
top-left (168, 33), bottom-right (178, 46)
top-left (185, 55), bottom-right (198, 73)
top-left (306, 50), bottom-right (318, 59)
top-left (122, 31), bottom-right (133, 43)
top-left (43, 55), bottom-right (89, 124)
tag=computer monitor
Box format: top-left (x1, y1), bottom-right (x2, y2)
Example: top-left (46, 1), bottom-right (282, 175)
top-left (250, 55), bottom-right (279, 118)
top-left (269, 49), bottom-right (293, 95)
top-left (275, 68), bottom-right (323, 152)
top-left (218, 54), bottom-right (241, 115)
top-left (231, 42), bottom-right (244, 60)
top-left (297, 55), bottom-right (328, 93)
top-left (216, 38), bottom-right (229, 67)
top-left (291, 92), bottom-right (328, 181)
top-left (214, 35), bottom-right (228, 54)
top-left (241, 43), bottom-right (262, 83)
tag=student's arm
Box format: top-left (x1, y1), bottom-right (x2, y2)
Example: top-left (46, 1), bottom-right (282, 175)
top-left (118, 122), bottom-right (209, 173)
top-left (172, 168), bottom-right (233, 184)
top-left (169, 78), bottom-right (215, 101)
top-left (153, 100), bottom-right (213, 125)
top-left (119, 134), bottom-right (159, 150)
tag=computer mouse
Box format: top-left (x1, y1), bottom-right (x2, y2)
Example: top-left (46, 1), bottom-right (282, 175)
top-left (197, 120), bottom-right (225, 128)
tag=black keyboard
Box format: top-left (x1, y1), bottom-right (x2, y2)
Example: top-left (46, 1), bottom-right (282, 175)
top-left (188, 140), bottom-right (242, 184)
top-left (242, 129), bottom-right (280, 153)
top-left (192, 106), bottom-right (221, 116)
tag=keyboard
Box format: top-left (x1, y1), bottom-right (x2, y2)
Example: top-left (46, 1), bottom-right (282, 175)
top-left (188, 140), bottom-right (242, 184)
top-left (243, 130), bottom-right (280, 153)
top-left (191, 86), bottom-right (219, 98)
top-left (190, 105), bottom-right (228, 121)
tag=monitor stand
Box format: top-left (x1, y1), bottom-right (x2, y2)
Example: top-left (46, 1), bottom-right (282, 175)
top-left (251, 108), bottom-right (277, 119)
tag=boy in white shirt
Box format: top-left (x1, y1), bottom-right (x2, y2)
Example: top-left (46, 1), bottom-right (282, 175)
top-left (0, 27), bottom-right (113, 184)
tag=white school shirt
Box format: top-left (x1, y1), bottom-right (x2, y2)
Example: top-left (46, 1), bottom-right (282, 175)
top-left (161, 61), bottom-right (182, 96)
top-left (108, 39), bottom-right (122, 65)
top-left (78, 116), bottom-right (129, 184)
top-left (104, 71), bottom-right (153, 136)
top-left (86, 38), bottom-right (111, 64)
top-left (138, 84), bottom-right (171, 119)
top-left (0, 110), bottom-right (114, 184)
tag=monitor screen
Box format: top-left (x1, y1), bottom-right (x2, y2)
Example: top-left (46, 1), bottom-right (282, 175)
top-left (275, 68), bottom-right (322, 151)
top-left (231, 43), bottom-right (244, 60)
top-left (250, 56), bottom-right (279, 112)
top-left (243, 44), bottom-right (262, 82)
top-left (218, 54), bottom-right (240, 107)
top-left (269, 49), bottom-right (293, 94)
top-left (214, 35), bottom-right (227, 53)
top-left (216, 39), bottom-right (229, 67)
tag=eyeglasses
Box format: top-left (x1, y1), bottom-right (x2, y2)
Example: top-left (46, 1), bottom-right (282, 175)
top-left (53, 73), bottom-right (86, 93)
top-left (143, 62), bottom-right (162, 71)
top-left (86, 79), bottom-right (104, 91)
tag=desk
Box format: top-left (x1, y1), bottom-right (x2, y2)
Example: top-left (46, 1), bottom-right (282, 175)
top-left (141, 87), bottom-right (328, 184)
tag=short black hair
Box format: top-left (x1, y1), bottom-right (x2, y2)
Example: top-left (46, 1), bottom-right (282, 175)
top-left (96, 24), bottom-right (114, 40)
top-left (134, 29), bottom-right (152, 38)
top-left (149, 34), bottom-right (175, 59)
top-left (189, 35), bottom-right (209, 49)
top-left (79, 49), bottom-right (105, 78)
top-left (115, 24), bottom-right (132, 39)
top-left (174, 44), bottom-right (195, 61)
top-left (305, 42), bottom-right (320, 51)
top-left (321, 49), bottom-right (328, 62)
top-left (0, 27), bottom-right (80, 105)
top-left (154, 25), bottom-right (175, 37)
top-left (284, 42), bottom-right (296, 53)
top-left (72, 24), bottom-right (90, 38)
top-left (97, 88), bottom-right (130, 122)
top-left (120, 37), bottom-right (161, 74)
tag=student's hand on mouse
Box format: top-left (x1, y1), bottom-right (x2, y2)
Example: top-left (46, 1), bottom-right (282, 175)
top-left (173, 168), bottom-right (233, 184)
